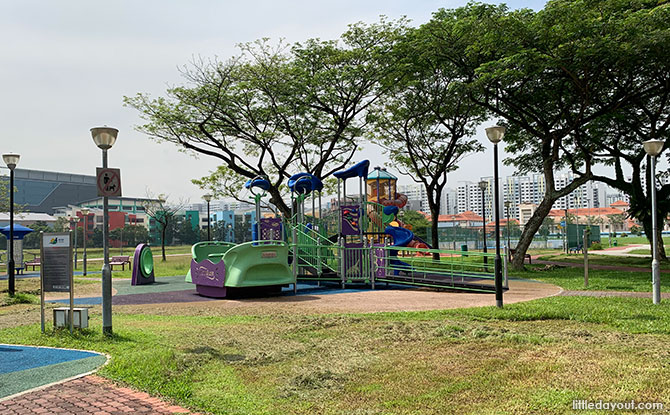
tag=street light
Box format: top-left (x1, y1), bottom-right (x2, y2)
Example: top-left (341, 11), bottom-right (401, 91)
top-left (2, 153), bottom-right (20, 297)
top-left (643, 138), bottom-right (665, 305)
top-left (485, 125), bottom-right (506, 308)
top-left (72, 216), bottom-right (80, 269)
top-left (91, 126), bottom-right (118, 336)
top-left (203, 194), bottom-right (212, 241)
top-left (81, 208), bottom-right (89, 276)
top-left (504, 200), bottom-right (512, 251)
top-left (478, 180), bottom-right (489, 265)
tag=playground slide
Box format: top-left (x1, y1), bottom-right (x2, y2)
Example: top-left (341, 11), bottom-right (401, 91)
top-left (384, 225), bottom-right (414, 273)
top-left (188, 240), bottom-right (293, 297)
top-left (379, 192), bottom-right (408, 208)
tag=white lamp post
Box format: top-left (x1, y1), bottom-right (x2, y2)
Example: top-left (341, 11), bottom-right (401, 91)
top-left (485, 126), bottom-right (506, 308)
top-left (91, 126), bottom-right (118, 335)
top-left (81, 207), bottom-right (90, 276)
top-left (643, 138), bottom-right (665, 305)
top-left (3, 153), bottom-right (20, 297)
top-left (72, 216), bottom-right (80, 269)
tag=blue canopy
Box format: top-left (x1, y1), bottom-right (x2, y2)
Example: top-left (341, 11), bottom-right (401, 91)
top-left (244, 177), bottom-right (271, 191)
top-left (288, 173), bottom-right (323, 194)
top-left (333, 160), bottom-right (370, 180)
top-left (0, 224), bottom-right (34, 240)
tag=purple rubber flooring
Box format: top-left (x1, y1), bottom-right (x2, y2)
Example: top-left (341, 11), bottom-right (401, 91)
top-left (111, 290), bottom-right (220, 305)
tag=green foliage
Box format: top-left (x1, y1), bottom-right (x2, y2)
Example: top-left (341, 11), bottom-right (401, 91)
top-left (629, 225), bottom-right (642, 236)
top-left (126, 19), bottom-right (407, 216)
top-left (399, 210), bottom-right (430, 240)
top-left (21, 221), bottom-right (51, 249)
top-left (110, 225), bottom-right (150, 248)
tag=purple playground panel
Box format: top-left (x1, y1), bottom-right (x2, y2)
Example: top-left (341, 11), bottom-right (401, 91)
top-left (260, 217), bottom-right (283, 240)
top-left (190, 259), bottom-right (227, 298)
top-left (372, 244), bottom-right (387, 280)
top-left (341, 205), bottom-right (360, 236)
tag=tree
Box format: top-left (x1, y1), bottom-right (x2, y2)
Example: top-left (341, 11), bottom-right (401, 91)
top-left (173, 218), bottom-right (200, 245)
top-left (143, 193), bottom-right (186, 261)
top-left (126, 19), bottom-right (407, 217)
top-left (22, 221), bottom-right (51, 249)
top-left (399, 210), bottom-right (430, 242)
top-left (110, 225), bottom-right (149, 248)
top-left (422, 0), bottom-right (664, 269)
top-left (607, 213), bottom-right (626, 233)
top-left (630, 225), bottom-right (642, 237)
top-left (369, 26), bottom-right (485, 260)
top-left (52, 217), bottom-right (69, 232)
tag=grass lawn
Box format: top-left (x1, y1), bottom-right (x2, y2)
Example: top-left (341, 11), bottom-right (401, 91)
top-left (601, 235), bottom-right (670, 248)
top-left (2, 249), bottom-right (670, 414)
top-left (536, 253), bottom-right (670, 270)
top-left (1, 296), bottom-right (669, 414)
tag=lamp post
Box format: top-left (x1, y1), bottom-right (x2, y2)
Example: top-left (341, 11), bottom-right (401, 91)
top-left (227, 223), bottom-right (233, 243)
top-left (203, 194), bottom-right (212, 241)
top-left (3, 153), bottom-right (20, 297)
top-left (643, 138), bottom-right (665, 305)
top-left (504, 200), bottom-right (512, 250)
top-left (91, 126), bottom-right (118, 336)
top-left (72, 216), bottom-right (80, 269)
top-left (81, 208), bottom-right (89, 276)
top-left (478, 180), bottom-right (488, 265)
top-left (485, 126), bottom-right (506, 308)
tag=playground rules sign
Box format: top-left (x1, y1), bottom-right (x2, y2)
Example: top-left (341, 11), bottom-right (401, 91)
top-left (41, 233), bottom-right (72, 292)
top-left (96, 167), bottom-right (122, 197)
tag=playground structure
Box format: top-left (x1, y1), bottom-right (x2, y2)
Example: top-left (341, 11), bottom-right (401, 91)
top-left (187, 161), bottom-right (507, 298)
top-left (131, 243), bottom-right (155, 285)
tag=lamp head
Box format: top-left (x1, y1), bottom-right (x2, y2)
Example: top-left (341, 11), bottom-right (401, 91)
top-left (90, 126), bottom-right (119, 150)
top-left (81, 208), bottom-right (90, 215)
top-left (2, 153), bottom-right (20, 170)
top-left (203, 194), bottom-right (212, 202)
top-left (478, 180), bottom-right (488, 191)
top-left (485, 126), bottom-right (506, 144)
top-left (643, 139), bottom-right (665, 157)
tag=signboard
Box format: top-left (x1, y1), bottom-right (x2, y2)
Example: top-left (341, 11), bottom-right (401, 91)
top-left (41, 233), bottom-right (72, 292)
top-left (96, 167), bottom-right (122, 197)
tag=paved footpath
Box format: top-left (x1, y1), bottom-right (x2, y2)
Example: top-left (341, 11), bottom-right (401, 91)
top-left (0, 375), bottom-right (200, 415)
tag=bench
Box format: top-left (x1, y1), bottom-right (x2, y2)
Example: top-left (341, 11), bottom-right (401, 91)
top-left (110, 256), bottom-right (131, 270)
top-left (24, 256), bottom-right (41, 271)
top-left (509, 249), bottom-right (532, 264)
top-left (569, 245), bottom-right (583, 254)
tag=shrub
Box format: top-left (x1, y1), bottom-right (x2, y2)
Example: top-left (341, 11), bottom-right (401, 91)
top-left (590, 242), bottom-right (603, 250)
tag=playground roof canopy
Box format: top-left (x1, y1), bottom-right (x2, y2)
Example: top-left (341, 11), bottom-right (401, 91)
top-left (367, 167), bottom-right (397, 181)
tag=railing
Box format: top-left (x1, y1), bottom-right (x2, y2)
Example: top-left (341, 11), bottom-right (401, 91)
top-left (376, 245), bottom-right (499, 292)
top-left (292, 226), bottom-right (340, 281)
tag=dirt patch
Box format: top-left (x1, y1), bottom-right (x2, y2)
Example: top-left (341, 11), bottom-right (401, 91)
top-left (115, 280), bottom-right (562, 317)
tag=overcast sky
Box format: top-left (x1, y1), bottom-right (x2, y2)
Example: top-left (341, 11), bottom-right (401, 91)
top-left (2, 0), bottom-right (567, 203)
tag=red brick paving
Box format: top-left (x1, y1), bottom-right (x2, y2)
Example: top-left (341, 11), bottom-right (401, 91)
top-left (0, 375), bottom-right (201, 414)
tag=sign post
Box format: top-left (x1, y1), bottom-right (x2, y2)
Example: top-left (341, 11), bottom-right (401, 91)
top-left (40, 232), bottom-right (74, 334)
top-left (96, 167), bottom-right (122, 197)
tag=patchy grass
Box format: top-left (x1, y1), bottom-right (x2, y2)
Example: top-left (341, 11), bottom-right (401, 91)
top-left (537, 253), bottom-right (670, 270)
top-left (601, 235), bottom-right (670, 248)
top-left (1, 296), bottom-right (669, 415)
top-left (509, 264), bottom-right (669, 292)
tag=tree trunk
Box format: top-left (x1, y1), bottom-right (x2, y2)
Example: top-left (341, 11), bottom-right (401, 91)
top-left (161, 224), bottom-right (167, 262)
top-left (512, 197), bottom-right (556, 270)
top-left (430, 206), bottom-right (440, 261)
top-left (269, 187), bottom-right (291, 219)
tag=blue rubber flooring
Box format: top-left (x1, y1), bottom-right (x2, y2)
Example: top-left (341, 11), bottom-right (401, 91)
top-left (0, 345), bottom-right (100, 374)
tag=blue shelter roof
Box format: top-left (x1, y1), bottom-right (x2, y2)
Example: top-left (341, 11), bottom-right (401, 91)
top-left (0, 224), bottom-right (34, 239)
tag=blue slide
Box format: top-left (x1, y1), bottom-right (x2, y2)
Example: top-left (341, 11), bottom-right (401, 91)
top-left (384, 225), bottom-right (413, 274)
